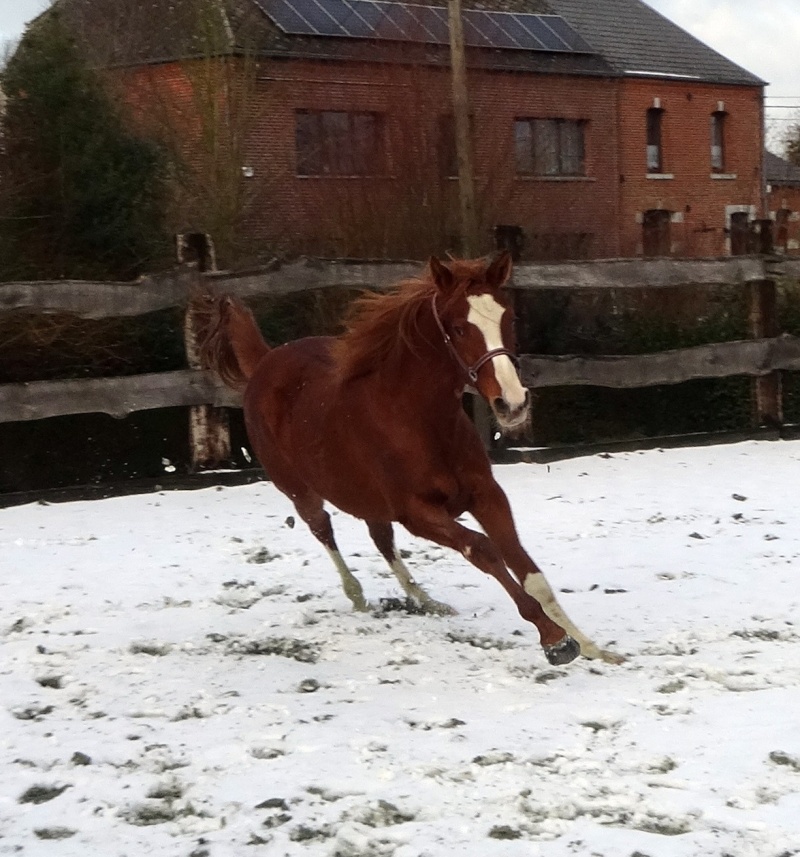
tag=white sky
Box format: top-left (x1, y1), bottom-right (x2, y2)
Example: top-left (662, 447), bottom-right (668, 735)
top-left (2, 0), bottom-right (799, 145)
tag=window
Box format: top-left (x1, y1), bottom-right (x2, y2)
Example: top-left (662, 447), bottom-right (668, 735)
top-left (710, 111), bottom-right (726, 172)
top-left (646, 107), bottom-right (664, 173)
top-left (295, 110), bottom-right (385, 176)
top-left (514, 118), bottom-right (586, 176)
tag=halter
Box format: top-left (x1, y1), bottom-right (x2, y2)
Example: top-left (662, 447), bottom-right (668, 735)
top-left (431, 294), bottom-right (518, 385)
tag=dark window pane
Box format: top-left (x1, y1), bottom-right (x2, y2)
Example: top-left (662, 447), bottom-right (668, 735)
top-left (711, 111), bottom-right (725, 172)
top-left (533, 119), bottom-right (558, 175)
top-left (352, 112), bottom-right (382, 174)
top-left (646, 108), bottom-right (663, 172)
top-left (296, 110), bottom-right (384, 176)
top-left (515, 118), bottom-right (585, 176)
top-left (295, 111), bottom-right (322, 175)
top-left (322, 111), bottom-right (353, 174)
top-left (559, 120), bottom-right (585, 175)
top-left (514, 120), bottom-right (533, 173)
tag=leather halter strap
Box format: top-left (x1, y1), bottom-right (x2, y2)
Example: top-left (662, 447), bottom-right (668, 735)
top-left (431, 294), bottom-right (518, 385)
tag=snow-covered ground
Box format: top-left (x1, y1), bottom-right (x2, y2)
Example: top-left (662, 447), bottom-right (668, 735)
top-left (2, 440), bottom-right (800, 857)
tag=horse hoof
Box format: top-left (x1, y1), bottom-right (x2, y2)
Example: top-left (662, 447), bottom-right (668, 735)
top-left (544, 635), bottom-right (580, 666)
top-left (422, 599), bottom-right (458, 617)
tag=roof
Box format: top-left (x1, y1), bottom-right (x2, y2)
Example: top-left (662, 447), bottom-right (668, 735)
top-left (41, 0), bottom-right (763, 87)
top-left (44, 0), bottom-right (615, 77)
top-left (765, 151), bottom-right (800, 188)
top-left (546, 0), bottom-right (764, 86)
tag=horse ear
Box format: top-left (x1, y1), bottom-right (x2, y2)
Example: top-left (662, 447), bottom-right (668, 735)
top-left (429, 256), bottom-right (456, 294)
top-left (486, 250), bottom-right (513, 288)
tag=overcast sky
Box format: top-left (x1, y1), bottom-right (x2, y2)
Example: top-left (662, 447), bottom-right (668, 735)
top-left (2, 0), bottom-right (799, 145)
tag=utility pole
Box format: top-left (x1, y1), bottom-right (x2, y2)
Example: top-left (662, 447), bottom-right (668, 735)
top-left (447, 0), bottom-right (479, 256)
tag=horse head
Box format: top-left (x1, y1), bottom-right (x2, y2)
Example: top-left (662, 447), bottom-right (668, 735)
top-left (428, 251), bottom-right (530, 434)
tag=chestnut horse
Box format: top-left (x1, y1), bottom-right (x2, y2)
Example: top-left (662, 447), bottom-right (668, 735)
top-left (196, 253), bottom-right (620, 665)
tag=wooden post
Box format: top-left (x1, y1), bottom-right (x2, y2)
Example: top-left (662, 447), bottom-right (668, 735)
top-left (447, 0), bottom-right (479, 258)
top-left (179, 233), bottom-right (233, 471)
top-left (748, 276), bottom-right (783, 429)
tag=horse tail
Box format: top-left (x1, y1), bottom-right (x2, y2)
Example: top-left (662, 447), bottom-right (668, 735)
top-left (192, 293), bottom-right (270, 391)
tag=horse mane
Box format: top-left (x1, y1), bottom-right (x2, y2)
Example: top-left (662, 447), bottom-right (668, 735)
top-left (333, 258), bottom-right (487, 381)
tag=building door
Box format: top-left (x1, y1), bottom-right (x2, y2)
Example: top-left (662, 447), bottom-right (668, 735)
top-left (775, 208), bottom-right (790, 253)
top-left (642, 209), bottom-right (671, 256)
top-left (729, 211), bottom-right (750, 255)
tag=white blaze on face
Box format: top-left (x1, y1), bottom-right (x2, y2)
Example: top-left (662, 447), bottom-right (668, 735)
top-left (466, 293), bottom-right (527, 410)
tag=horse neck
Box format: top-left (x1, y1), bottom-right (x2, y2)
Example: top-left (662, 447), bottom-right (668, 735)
top-left (377, 309), bottom-right (466, 416)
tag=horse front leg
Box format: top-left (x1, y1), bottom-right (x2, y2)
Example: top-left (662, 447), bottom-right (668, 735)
top-left (469, 480), bottom-right (624, 665)
top-left (366, 520), bottom-right (457, 615)
top-left (399, 501), bottom-right (580, 664)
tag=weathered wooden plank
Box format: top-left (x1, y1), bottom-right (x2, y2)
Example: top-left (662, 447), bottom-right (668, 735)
top-left (0, 370), bottom-right (241, 423)
top-left (0, 256), bottom-right (784, 318)
top-left (0, 273), bottom-right (191, 319)
top-left (518, 334), bottom-right (800, 389)
top-left (776, 257), bottom-right (800, 280)
top-left (510, 256), bottom-right (767, 291)
top-left (211, 259), bottom-right (421, 298)
top-left (3, 335), bottom-right (799, 424)
top-left (0, 260), bottom-right (420, 318)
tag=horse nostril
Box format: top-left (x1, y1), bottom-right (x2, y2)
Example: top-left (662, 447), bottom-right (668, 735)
top-left (492, 397), bottom-right (510, 416)
top-left (523, 389), bottom-right (531, 409)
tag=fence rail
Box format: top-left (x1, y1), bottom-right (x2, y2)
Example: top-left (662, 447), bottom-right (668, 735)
top-left (0, 255), bottom-right (789, 317)
top-left (2, 334), bottom-right (800, 425)
top-left (1, 255), bottom-right (798, 457)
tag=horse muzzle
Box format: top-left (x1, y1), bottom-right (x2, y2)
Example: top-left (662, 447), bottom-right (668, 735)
top-left (491, 389), bottom-right (531, 433)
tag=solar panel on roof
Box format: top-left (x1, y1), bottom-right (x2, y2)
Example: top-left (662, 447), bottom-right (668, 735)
top-left (264, 0), bottom-right (320, 35)
top-left (514, 14), bottom-right (567, 51)
top-left (472, 13), bottom-right (528, 51)
top-left (256, 0), bottom-right (594, 54)
top-left (412, 5), bottom-right (450, 43)
top-left (338, 3), bottom-right (376, 38)
top-left (540, 15), bottom-right (594, 53)
top-left (460, 12), bottom-right (494, 48)
top-left (290, 0), bottom-right (348, 34)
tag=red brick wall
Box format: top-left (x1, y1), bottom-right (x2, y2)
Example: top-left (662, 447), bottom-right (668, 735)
top-left (617, 78), bottom-right (764, 257)
top-left (120, 58), bottom-right (765, 261)
top-left (246, 58), bottom-right (621, 258)
top-left (768, 185), bottom-right (800, 254)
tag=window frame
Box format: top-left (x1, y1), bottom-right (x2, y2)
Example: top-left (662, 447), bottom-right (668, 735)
top-left (710, 110), bottom-right (726, 173)
top-left (295, 109), bottom-right (386, 177)
top-left (646, 107), bottom-right (664, 174)
top-left (513, 117), bottom-right (587, 177)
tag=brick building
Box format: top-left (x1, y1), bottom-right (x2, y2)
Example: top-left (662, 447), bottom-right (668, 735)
top-left (46, 0), bottom-right (766, 261)
top-left (765, 150), bottom-right (800, 255)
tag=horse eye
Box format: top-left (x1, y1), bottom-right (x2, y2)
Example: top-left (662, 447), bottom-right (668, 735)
top-left (453, 324), bottom-right (466, 337)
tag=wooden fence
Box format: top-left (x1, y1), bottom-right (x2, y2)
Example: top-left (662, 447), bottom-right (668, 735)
top-left (2, 255), bottom-right (800, 466)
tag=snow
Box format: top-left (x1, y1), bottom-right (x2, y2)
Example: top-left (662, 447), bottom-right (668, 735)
top-left (2, 439), bottom-right (800, 856)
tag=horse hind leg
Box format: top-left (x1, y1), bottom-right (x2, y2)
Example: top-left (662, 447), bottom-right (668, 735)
top-left (399, 501), bottom-right (581, 665)
top-left (292, 491), bottom-right (369, 612)
top-left (366, 521), bottom-right (456, 616)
